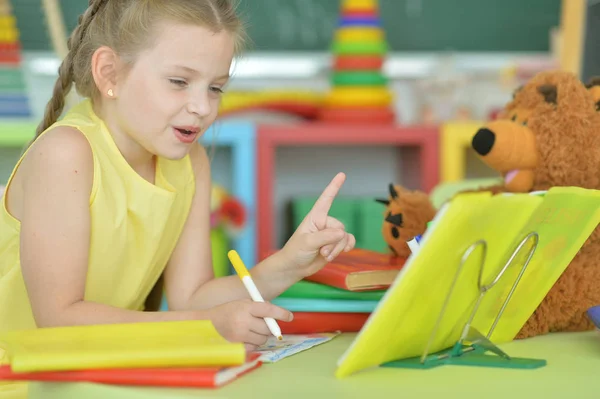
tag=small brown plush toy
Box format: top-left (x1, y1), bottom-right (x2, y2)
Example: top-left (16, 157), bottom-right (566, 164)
top-left (375, 184), bottom-right (436, 258)
top-left (378, 70), bottom-right (600, 340)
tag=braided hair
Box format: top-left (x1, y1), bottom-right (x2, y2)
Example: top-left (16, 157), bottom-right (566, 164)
top-left (34, 0), bottom-right (109, 140)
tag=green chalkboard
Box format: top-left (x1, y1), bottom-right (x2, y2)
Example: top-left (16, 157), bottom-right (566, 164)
top-left (582, 0), bottom-right (600, 82)
top-left (13, 0), bottom-right (87, 52)
top-left (13, 0), bottom-right (561, 53)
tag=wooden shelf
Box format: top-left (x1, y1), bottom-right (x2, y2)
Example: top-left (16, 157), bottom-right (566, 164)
top-left (256, 122), bottom-right (440, 259)
top-left (440, 121), bottom-right (484, 182)
top-left (201, 121), bottom-right (257, 267)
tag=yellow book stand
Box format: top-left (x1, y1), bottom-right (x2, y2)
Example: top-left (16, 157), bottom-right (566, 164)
top-left (336, 187), bottom-right (600, 378)
top-left (382, 232), bottom-right (545, 370)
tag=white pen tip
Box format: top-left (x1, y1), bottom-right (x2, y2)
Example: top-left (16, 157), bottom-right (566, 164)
top-left (277, 335), bottom-right (283, 341)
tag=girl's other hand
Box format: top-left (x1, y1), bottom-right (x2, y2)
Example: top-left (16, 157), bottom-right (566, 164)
top-left (206, 299), bottom-right (293, 351)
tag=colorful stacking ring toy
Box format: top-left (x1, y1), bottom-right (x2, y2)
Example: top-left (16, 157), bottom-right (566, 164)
top-left (318, 0), bottom-right (395, 125)
top-left (332, 71), bottom-right (388, 86)
top-left (342, 10), bottom-right (380, 19)
top-left (325, 87), bottom-right (393, 107)
top-left (333, 55), bottom-right (384, 71)
top-left (342, 0), bottom-right (379, 9)
top-left (332, 41), bottom-right (388, 55)
top-left (339, 17), bottom-right (381, 27)
top-left (334, 27), bottom-right (383, 42)
top-left (342, 11), bottom-right (379, 19)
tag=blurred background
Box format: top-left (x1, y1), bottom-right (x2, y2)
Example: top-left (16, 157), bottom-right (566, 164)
top-left (0, 0), bottom-right (597, 274)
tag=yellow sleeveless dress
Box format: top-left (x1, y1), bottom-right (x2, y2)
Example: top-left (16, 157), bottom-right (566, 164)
top-left (0, 99), bottom-right (195, 398)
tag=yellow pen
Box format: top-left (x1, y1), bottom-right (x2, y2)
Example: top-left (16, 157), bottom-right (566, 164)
top-left (227, 250), bottom-right (283, 341)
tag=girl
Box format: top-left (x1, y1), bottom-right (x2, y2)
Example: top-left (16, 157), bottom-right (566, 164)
top-left (0, 0), bottom-right (354, 358)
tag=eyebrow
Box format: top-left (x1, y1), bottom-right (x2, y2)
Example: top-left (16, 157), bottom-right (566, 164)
top-left (172, 65), bottom-right (230, 80)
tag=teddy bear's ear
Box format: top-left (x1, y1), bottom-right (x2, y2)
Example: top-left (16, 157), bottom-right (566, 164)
top-left (584, 77), bottom-right (600, 89)
top-left (585, 77), bottom-right (600, 111)
top-left (388, 183), bottom-right (399, 200)
top-left (512, 85), bottom-right (523, 99)
top-left (537, 84), bottom-right (558, 105)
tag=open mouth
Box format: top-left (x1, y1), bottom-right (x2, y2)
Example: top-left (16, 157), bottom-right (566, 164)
top-left (175, 128), bottom-right (196, 136)
top-left (173, 126), bottom-right (200, 143)
top-left (501, 168), bottom-right (536, 192)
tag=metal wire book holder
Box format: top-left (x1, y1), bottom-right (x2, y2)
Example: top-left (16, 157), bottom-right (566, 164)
top-left (383, 231), bottom-right (547, 370)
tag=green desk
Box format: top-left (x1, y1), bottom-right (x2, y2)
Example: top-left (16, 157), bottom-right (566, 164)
top-left (28, 331), bottom-right (600, 399)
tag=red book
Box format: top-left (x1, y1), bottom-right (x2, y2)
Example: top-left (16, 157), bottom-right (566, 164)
top-left (0, 354), bottom-right (262, 389)
top-left (280, 312), bottom-right (370, 334)
top-left (305, 248), bottom-right (406, 291)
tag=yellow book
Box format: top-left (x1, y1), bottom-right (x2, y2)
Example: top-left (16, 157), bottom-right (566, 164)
top-left (335, 187), bottom-right (600, 378)
top-left (0, 320), bottom-right (246, 373)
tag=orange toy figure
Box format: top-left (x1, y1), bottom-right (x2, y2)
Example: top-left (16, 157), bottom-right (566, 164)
top-left (375, 184), bottom-right (436, 259)
top-left (383, 70), bottom-right (600, 340)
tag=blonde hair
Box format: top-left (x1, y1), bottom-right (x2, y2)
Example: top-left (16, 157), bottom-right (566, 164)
top-left (34, 0), bottom-right (246, 141)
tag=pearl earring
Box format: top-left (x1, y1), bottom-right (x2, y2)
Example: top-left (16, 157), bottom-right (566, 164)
top-left (107, 89), bottom-right (114, 97)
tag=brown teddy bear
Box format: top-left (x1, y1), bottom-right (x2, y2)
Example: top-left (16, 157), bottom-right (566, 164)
top-left (376, 70), bottom-right (600, 339)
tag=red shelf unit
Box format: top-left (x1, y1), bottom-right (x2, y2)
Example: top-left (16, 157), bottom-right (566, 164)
top-left (256, 123), bottom-right (440, 259)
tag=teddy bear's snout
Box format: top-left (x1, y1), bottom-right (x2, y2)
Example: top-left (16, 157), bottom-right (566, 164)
top-left (472, 128), bottom-right (496, 156)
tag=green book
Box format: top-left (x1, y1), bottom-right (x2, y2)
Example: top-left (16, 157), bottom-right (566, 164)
top-left (279, 280), bottom-right (386, 301)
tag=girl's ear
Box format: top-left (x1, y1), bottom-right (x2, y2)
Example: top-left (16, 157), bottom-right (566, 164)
top-left (91, 46), bottom-right (120, 99)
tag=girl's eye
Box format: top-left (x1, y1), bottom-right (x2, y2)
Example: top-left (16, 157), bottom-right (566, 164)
top-left (210, 86), bottom-right (224, 94)
top-left (169, 79), bottom-right (187, 88)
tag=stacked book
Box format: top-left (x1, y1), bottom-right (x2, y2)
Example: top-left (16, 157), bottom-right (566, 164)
top-left (0, 320), bottom-right (262, 389)
top-left (274, 248), bottom-right (406, 334)
top-left (0, 0), bottom-right (32, 117)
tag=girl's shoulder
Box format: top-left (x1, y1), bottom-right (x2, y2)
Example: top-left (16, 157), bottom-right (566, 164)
top-left (17, 125), bottom-right (95, 203)
top-left (23, 125), bottom-right (94, 177)
top-left (5, 125), bottom-right (94, 225)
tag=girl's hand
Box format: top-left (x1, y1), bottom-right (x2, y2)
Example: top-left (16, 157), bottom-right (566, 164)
top-left (281, 172), bottom-right (356, 278)
top-left (207, 299), bottom-right (293, 350)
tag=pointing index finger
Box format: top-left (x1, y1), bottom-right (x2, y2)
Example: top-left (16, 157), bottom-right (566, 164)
top-left (311, 172), bottom-right (346, 217)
